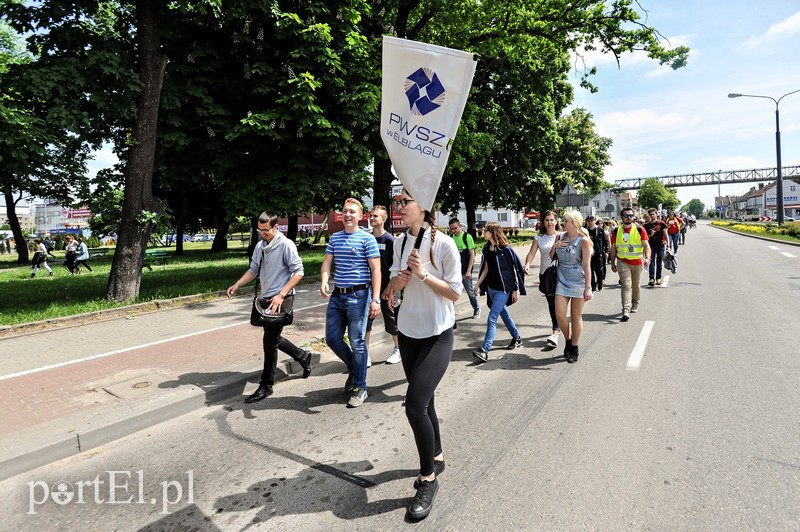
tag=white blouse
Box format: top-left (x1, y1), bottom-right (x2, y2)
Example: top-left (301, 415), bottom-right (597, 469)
top-left (536, 233), bottom-right (559, 270)
top-left (390, 228), bottom-right (462, 338)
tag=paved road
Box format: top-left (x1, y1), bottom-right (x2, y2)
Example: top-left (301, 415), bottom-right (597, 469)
top-left (1, 224), bottom-right (798, 530)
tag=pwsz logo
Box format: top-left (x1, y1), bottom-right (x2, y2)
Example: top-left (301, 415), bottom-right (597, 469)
top-left (405, 68), bottom-right (445, 116)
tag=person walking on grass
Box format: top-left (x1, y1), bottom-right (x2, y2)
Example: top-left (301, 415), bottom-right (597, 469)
top-left (384, 190), bottom-right (461, 520)
top-left (472, 222), bottom-right (526, 363)
top-left (226, 212), bottom-right (313, 403)
top-left (524, 210), bottom-right (563, 348)
top-left (550, 211), bottom-right (593, 363)
top-left (365, 205), bottom-right (401, 365)
top-left (609, 207), bottom-right (651, 322)
top-left (74, 237), bottom-right (93, 273)
top-left (320, 198), bottom-right (381, 408)
top-left (30, 239), bottom-right (53, 277)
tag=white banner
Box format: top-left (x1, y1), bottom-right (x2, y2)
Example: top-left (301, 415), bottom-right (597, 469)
top-left (381, 36), bottom-right (477, 212)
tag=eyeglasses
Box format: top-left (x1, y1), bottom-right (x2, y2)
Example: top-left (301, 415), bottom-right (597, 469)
top-left (395, 199), bottom-right (414, 208)
top-left (622, 214), bottom-right (635, 219)
top-left (257, 226), bottom-right (273, 234)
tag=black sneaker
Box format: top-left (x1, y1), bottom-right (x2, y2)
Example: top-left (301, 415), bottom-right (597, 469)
top-left (414, 459), bottom-right (445, 489)
top-left (407, 478), bottom-right (439, 520)
top-left (472, 350), bottom-right (488, 363)
top-left (506, 337), bottom-right (522, 350)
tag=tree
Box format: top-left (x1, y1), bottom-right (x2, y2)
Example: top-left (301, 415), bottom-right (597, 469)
top-left (0, 12), bottom-right (91, 264)
top-left (364, 0), bottom-right (689, 223)
top-left (682, 198), bottom-right (704, 217)
top-left (636, 178), bottom-right (679, 212)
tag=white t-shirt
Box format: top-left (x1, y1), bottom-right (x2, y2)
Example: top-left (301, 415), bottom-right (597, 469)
top-left (536, 233), bottom-right (559, 270)
top-left (390, 228), bottom-right (462, 338)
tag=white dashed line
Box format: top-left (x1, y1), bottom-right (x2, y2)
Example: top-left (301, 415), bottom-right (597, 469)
top-left (768, 246), bottom-right (780, 250)
top-left (780, 252), bottom-right (796, 258)
top-left (661, 275), bottom-right (670, 287)
top-left (626, 321), bottom-right (655, 371)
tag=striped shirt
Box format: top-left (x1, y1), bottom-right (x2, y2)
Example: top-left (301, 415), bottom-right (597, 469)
top-left (325, 229), bottom-right (380, 287)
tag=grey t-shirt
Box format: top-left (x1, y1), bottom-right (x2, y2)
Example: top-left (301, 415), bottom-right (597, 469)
top-left (248, 232), bottom-right (304, 297)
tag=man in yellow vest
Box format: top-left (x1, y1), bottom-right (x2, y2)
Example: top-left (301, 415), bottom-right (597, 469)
top-left (609, 207), bottom-right (651, 322)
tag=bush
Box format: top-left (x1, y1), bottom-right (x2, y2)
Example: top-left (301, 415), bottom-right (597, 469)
top-left (784, 221), bottom-right (800, 237)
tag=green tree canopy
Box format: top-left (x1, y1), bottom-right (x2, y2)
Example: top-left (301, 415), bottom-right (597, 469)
top-left (682, 198), bottom-right (704, 217)
top-left (636, 178), bottom-right (679, 212)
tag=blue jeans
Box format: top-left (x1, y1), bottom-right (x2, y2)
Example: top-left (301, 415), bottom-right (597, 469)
top-left (462, 275), bottom-right (479, 311)
top-left (649, 246), bottom-right (664, 280)
top-left (481, 287), bottom-right (521, 353)
top-left (669, 233), bottom-right (680, 254)
top-left (325, 288), bottom-right (371, 390)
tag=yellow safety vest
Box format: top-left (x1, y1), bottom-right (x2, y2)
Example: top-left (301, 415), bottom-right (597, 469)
top-left (615, 224), bottom-right (644, 260)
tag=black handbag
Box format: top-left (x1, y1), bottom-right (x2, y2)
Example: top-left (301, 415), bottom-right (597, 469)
top-left (538, 264), bottom-right (557, 296)
top-left (253, 295), bottom-right (294, 327)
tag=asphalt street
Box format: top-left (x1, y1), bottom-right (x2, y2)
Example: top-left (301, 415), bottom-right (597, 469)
top-left (1, 223), bottom-right (798, 531)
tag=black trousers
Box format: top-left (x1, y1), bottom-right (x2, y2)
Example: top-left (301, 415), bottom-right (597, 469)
top-left (590, 257), bottom-right (606, 290)
top-left (261, 326), bottom-right (306, 386)
top-left (76, 259), bottom-right (93, 272)
top-left (398, 327), bottom-right (453, 477)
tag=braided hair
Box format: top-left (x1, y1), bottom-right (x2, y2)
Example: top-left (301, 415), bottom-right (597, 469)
top-left (425, 210), bottom-right (439, 270)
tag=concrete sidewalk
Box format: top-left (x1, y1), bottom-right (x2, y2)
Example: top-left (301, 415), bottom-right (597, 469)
top-left (0, 242), bottom-right (538, 481)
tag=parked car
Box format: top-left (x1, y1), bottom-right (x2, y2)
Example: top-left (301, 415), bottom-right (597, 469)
top-left (475, 220), bottom-right (488, 229)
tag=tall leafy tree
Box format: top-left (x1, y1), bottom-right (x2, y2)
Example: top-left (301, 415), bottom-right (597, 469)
top-left (637, 177), bottom-right (679, 212)
top-left (682, 198), bottom-right (704, 217)
top-left (0, 8), bottom-right (92, 264)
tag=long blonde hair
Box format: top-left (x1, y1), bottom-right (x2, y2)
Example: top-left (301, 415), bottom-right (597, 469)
top-left (562, 211), bottom-right (593, 256)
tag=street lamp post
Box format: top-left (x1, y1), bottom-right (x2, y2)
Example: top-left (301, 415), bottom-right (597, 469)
top-left (728, 89), bottom-right (800, 225)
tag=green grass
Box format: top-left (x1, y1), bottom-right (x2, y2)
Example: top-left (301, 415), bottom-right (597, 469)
top-left (0, 231), bottom-right (538, 327)
top-left (0, 244), bottom-right (326, 326)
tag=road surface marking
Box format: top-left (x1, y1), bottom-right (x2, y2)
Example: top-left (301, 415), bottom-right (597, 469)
top-left (626, 321), bottom-right (655, 371)
top-left (0, 301), bottom-right (329, 382)
top-left (768, 246), bottom-right (780, 250)
top-left (780, 252), bottom-right (796, 258)
top-left (661, 275), bottom-right (670, 287)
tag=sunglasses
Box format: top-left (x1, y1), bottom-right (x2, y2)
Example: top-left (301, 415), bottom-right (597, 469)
top-left (622, 214), bottom-right (635, 219)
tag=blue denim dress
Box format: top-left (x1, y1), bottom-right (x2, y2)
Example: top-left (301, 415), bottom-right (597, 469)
top-left (555, 235), bottom-right (586, 298)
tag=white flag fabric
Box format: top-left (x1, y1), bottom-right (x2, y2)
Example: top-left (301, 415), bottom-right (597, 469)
top-left (380, 36), bottom-right (477, 212)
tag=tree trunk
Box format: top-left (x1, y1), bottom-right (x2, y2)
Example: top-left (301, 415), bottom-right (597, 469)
top-left (287, 214), bottom-right (298, 242)
top-left (373, 155), bottom-right (394, 230)
top-left (211, 218), bottom-right (229, 253)
top-left (174, 182), bottom-right (188, 255)
top-left (313, 211), bottom-right (329, 244)
top-left (464, 185), bottom-right (478, 240)
top-left (2, 187), bottom-right (28, 264)
top-left (106, 0), bottom-right (167, 302)
top-left (246, 216), bottom-right (258, 260)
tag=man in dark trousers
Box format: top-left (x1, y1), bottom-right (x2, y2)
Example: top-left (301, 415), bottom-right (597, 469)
top-left (226, 212), bottom-right (312, 403)
top-left (448, 218), bottom-right (481, 319)
top-left (585, 215), bottom-right (608, 291)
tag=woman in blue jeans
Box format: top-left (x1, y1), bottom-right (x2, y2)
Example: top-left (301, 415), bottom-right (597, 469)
top-left (472, 222), bottom-right (526, 362)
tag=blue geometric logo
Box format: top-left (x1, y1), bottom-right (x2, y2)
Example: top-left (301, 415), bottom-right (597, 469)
top-left (404, 67), bottom-right (445, 116)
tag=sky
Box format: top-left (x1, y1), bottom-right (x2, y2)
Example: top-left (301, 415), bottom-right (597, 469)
top-left (569, 1), bottom-right (800, 210)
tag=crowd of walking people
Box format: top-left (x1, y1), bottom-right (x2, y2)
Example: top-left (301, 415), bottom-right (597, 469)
top-left (228, 200), bottom-right (692, 522)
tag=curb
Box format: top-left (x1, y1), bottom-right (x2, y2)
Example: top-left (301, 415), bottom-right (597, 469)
top-left (0, 353), bottom-right (320, 482)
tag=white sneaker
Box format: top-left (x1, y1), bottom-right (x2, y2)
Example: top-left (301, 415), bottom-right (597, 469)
top-left (366, 355), bottom-right (372, 368)
top-left (386, 348), bottom-right (402, 364)
top-left (546, 334), bottom-right (559, 348)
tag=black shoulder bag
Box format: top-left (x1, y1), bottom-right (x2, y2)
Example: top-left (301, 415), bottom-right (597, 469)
top-left (538, 236), bottom-right (559, 296)
top-left (249, 244), bottom-right (295, 328)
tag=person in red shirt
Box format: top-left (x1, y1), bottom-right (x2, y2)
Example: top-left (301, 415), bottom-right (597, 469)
top-left (644, 208), bottom-right (668, 285)
top-left (666, 212), bottom-right (682, 255)
top-left (609, 208), bottom-right (651, 322)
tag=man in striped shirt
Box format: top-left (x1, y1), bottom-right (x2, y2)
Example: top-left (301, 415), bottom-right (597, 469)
top-left (320, 198), bottom-right (381, 408)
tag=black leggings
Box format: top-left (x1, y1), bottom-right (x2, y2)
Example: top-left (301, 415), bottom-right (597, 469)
top-left (546, 294), bottom-right (559, 331)
top-left (76, 260), bottom-right (93, 272)
top-left (398, 327), bottom-right (453, 477)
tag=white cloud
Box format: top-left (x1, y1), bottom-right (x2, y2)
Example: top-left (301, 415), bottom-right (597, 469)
top-left (742, 11), bottom-right (800, 48)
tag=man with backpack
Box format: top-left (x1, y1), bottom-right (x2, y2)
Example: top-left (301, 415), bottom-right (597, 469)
top-left (449, 218), bottom-right (481, 319)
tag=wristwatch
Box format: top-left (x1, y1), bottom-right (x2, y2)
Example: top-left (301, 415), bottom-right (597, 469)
top-left (371, 298), bottom-right (380, 304)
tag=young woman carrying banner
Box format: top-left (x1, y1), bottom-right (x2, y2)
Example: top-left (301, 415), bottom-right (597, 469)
top-left (384, 190), bottom-right (461, 520)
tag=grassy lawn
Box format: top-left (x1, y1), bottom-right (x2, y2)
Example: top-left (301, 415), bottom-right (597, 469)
top-left (0, 231), bottom-right (536, 327)
top-left (0, 243), bottom-right (326, 326)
